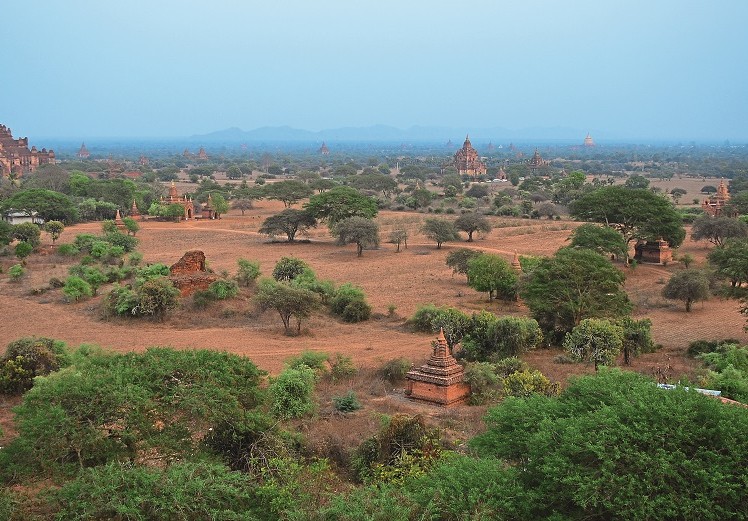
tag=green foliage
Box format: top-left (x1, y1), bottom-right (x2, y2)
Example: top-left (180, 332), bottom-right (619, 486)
top-left (133, 277), bottom-right (180, 320)
top-left (454, 212), bottom-right (492, 241)
top-left (570, 186), bottom-right (686, 249)
top-left (387, 228), bottom-right (408, 252)
top-left (127, 251), bottom-right (143, 266)
top-left (236, 259), bottom-right (262, 288)
top-left (471, 369), bottom-right (748, 520)
top-left (14, 241), bottom-right (32, 262)
top-left (62, 275), bottom-right (93, 302)
top-left (329, 353), bottom-right (357, 381)
top-left (463, 362), bottom-right (502, 404)
top-left (708, 238), bottom-right (748, 287)
top-left (101, 219), bottom-right (118, 234)
top-left (502, 370), bottom-right (559, 398)
top-left (378, 358), bottom-right (412, 383)
top-left (691, 215), bottom-right (748, 247)
top-left (618, 317), bottom-right (656, 365)
top-left (340, 298), bottom-right (372, 323)
top-left (304, 186), bottom-right (378, 226)
top-left (460, 312), bottom-right (543, 361)
top-left (445, 248), bottom-right (481, 279)
top-left (11, 222), bottom-right (41, 247)
top-left (47, 461), bottom-right (267, 520)
top-left (287, 350), bottom-right (330, 376)
top-left (104, 231), bottom-right (139, 252)
top-left (420, 218), bottom-right (459, 248)
top-left (0, 337), bottom-right (69, 395)
top-left (8, 264), bottom-right (24, 281)
top-left (661, 268), bottom-right (711, 311)
top-left (103, 284), bottom-right (139, 316)
top-left (122, 216), bottom-right (140, 236)
top-left (272, 256), bottom-right (309, 282)
top-left (135, 263), bottom-right (170, 284)
top-left (73, 233), bottom-right (98, 253)
top-left (208, 279), bottom-right (239, 300)
top-left (520, 248), bottom-right (631, 340)
top-left (43, 220), bottom-right (65, 243)
top-left (466, 253), bottom-right (518, 301)
top-left (410, 305), bottom-right (470, 349)
top-left (1, 188), bottom-right (78, 223)
top-left (255, 278), bottom-right (319, 335)
top-left (263, 180), bottom-right (314, 208)
top-left (564, 318), bottom-right (624, 370)
top-left (2, 347), bottom-right (265, 477)
top-left (333, 216), bottom-right (380, 256)
top-left (330, 283), bottom-right (371, 323)
top-left (352, 414), bottom-right (440, 485)
top-left (687, 338), bottom-right (741, 357)
top-left (699, 343), bottom-right (748, 402)
top-left (333, 390), bottom-right (362, 412)
top-left (269, 365), bottom-right (316, 419)
top-left (568, 222), bottom-right (628, 257)
top-left (57, 243), bottom-right (79, 256)
top-left (0, 220), bottom-right (12, 246)
top-left (259, 208), bottom-right (317, 241)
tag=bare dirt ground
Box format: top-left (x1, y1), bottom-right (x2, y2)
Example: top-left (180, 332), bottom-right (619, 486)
top-left (2, 199), bottom-right (745, 384)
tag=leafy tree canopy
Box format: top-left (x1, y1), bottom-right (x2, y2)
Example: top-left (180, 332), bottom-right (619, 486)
top-left (304, 186), bottom-right (378, 226)
top-left (0, 189), bottom-right (78, 223)
top-left (259, 209), bottom-right (317, 242)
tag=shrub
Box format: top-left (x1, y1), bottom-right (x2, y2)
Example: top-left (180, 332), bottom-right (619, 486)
top-left (272, 256), bottom-right (309, 282)
top-left (502, 370), bottom-right (559, 398)
top-left (333, 390), bottom-right (362, 413)
top-left (287, 350), bottom-right (329, 376)
top-left (410, 304), bottom-right (442, 332)
top-left (463, 362), bottom-right (502, 405)
top-left (135, 263), bottom-right (170, 284)
top-left (378, 358), bottom-right (412, 383)
top-left (687, 338), bottom-right (741, 357)
top-left (461, 314), bottom-right (543, 362)
top-left (191, 289), bottom-right (213, 310)
top-left (14, 241), bottom-right (33, 262)
top-left (330, 283), bottom-right (366, 315)
top-left (8, 264), bottom-right (24, 281)
top-left (127, 251), bottom-right (143, 266)
top-left (0, 337), bottom-right (69, 394)
top-left (73, 233), bottom-right (99, 253)
top-left (62, 276), bottom-right (93, 301)
top-left (269, 365), bottom-right (316, 419)
top-left (208, 279), bottom-right (239, 300)
top-left (329, 353), bottom-right (357, 381)
top-left (48, 276), bottom-right (64, 288)
top-left (236, 258), bottom-right (261, 286)
top-left (134, 277), bottom-right (180, 320)
top-left (57, 243), bottom-right (80, 256)
top-left (11, 223), bottom-right (41, 247)
top-left (493, 357), bottom-right (529, 377)
top-left (104, 232), bottom-right (138, 252)
top-left (341, 298), bottom-right (372, 323)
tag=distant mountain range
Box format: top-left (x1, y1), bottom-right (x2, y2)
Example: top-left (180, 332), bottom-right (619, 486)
top-left (188, 125), bottom-right (589, 143)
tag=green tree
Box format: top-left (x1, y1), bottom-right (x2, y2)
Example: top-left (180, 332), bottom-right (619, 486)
top-left (122, 217), bottom-right (139, 236)
top-left (264, 180), bottom-right (313, 208)
top-left (259, 209), bottom-right (317, 242)
top-left (134, 277), bottom-right (180, 320)
top-left (662, 268), bottom-right (711, 312)
top-left (445, 248), bottom-right (481, 280)
top-left (563, 318), bottom-right (623, 370)
top-left (272, 256), bottom-right (310, 282)
top-left (11, 222), bottom-right (41, 247)
top-left (570, 186), bottom-right (686, 260)
top-left (14, 241), bottom-right (33, 264)
top-left (236, 258), bottom-right (261, 287)
top-left (269, 365), bottom-right (316, 419)
top-left (349, 173), bottom-right (398, 198)
top-left (209, 193), bottom-right (229, 218)
top-left (441, 174), bottom-right (463, 194)
top-left (618, 317), bottom-right (655, 365)
top-left (388, 229), bottom-right (408, 252)
top-left (568, 223), bottom-right (628, 258)
top-left (520, 248), bottom-right (631, 337)
top-left (334, 216), bottom-right (380, 257)
top-left (708, 238), bottom-right (748, 287)
top-left (0, 220), bottom-right (12, 246)
top-left (691, 215), bottom-right (748, 247)
top-left (43, 220), bottom-right (64, 243)
top-left (231, 198), bottom-right (254, 215)
top-left (454, 213), bottom-right (492, 242)
top-left (624, 174), bottom-right (650, 189)
top-left (62, 276), bottom-right (93, 302)
top-left (421, 218), bottom-right (459, 249)
top-left (461, 313), bottom-right (543, 361)
top-left (670, 187), bottom-right (687, 203)
top-left (467, 254), bottom-right (518, 301)
top-left (0, 188), bottom-right (78, 223)
top-left (254, 278), bottom-right (319, 335)
top-left (304, 186), bottom-right (378, 226)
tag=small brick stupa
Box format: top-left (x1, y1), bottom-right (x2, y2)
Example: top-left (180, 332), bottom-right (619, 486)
top-left (405, 328), bottom-right (471, 406)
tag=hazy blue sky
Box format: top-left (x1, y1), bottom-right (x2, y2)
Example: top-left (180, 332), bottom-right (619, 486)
top-left (3, 0), bottom-right (747, 140)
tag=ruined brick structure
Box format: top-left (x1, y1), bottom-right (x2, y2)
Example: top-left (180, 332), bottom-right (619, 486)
top-left (160, 181), bottom-right (195, 220)
top-left (77, 142), bottom-right (90, 158)
top-left (0, 124), bottom-right (55, 178)
top-left (406, 328), bottom-right (471, 406)
top-left (169, 250), bottom-right (218, 296)
top-left (701, 180), bottom-right (731, 217)
top-left (453, 135), bottom-right (486, 177)
top-left (528, 148), bottom-right (547, 174)
top-left (197, 147), bottom-right (208, 160)
top-left (319, 142), bottom-right (329, 155)
top-left (634, 239), bottom-right (673, 265)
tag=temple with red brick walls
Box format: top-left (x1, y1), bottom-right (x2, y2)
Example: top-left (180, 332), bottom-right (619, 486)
top-left (634, 239), bottom-right (673, 265)
top-left (130, 199), bottom-right (141, 218)
top-left (201, 193), bottom-right (215, 219)
top-left (77, 142), bottom-right (90, 159)
top-left (0, 125), bottom-right (55, 178)
top-left (169, 250), bottom-right (218, 296)
top-left (453, 135), bottom-right (486, 177)
top-left (405, 328), bottom-right (471, 406)
top-left (701, 180), bottom-right (731, 216)
top-left (583, 133), bottom-right (595, 147)
top-left (197, 147), bottom-right (208, 160)
top-left (319, 142), bottom-right (329, 155)
top-left (528, 148), bottom-right (547, 174)
top-left (160, 181), bottom-right (195, 220)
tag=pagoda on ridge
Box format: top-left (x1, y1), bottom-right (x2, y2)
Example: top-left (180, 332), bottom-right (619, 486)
top-left (453, 135), bottom-right (487, 177)
top-left (583, 133), bottom-right (595, 147)
top-left (77, 142), bottom-right (90, 159)
top-left (405, 328), bottom-right (471, 406)
top-left (319, 142), bottom-right (329, 155)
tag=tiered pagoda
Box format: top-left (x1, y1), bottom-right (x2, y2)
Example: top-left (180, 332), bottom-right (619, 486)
top-left (319, 142), bottom-right (329, 155)
top-left (701, 180), bottom-right (731, 217)
top-left (183, 148), bottom-right (191, 158)
top-left (453, 135), bottom-right (486, 177)
top-left (161, 181), bottom-right (194, 220)
top-left (197, 147), bottom-right (208, 160)
top-left (201, 193), bottom-right (215, 220)
top-left (0, 124), bottom-right (55, 178)
top-left (130, 199), bottom-right (141, 219)
top-left (77, 142), bottom-right (90, 159)
top-left (405, 328), bottom-right (471, 406)
top-left (583, 133), bottom-right (595, 147)
top-left (528, 148), bottom-right (546, 174)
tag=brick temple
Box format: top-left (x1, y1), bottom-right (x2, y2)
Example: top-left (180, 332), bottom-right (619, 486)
top-left (0, 124), bottom-right (55, 177)
top-left (634, 239), bottom-right (673, 265)
top-left (453, 135), bottom-right (486, 177)
top-left (77, 142), bottom-right (90, 158)
top-left (406, 328), bottom-right (471, 406)
top-left (160, 181), bottom-right (195, 220)
top-left (528, 148), bottom-right (546, 174)
top-left (701, 179), bottom-right (731, 217)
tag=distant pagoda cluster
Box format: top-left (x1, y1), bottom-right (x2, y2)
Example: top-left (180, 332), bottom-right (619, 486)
top-left (453, 135), bottom-right (486, 177)
top-left (0, 124), bottom-right (55, 178)
top-left (182, 147), bottom-right (208, 160)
